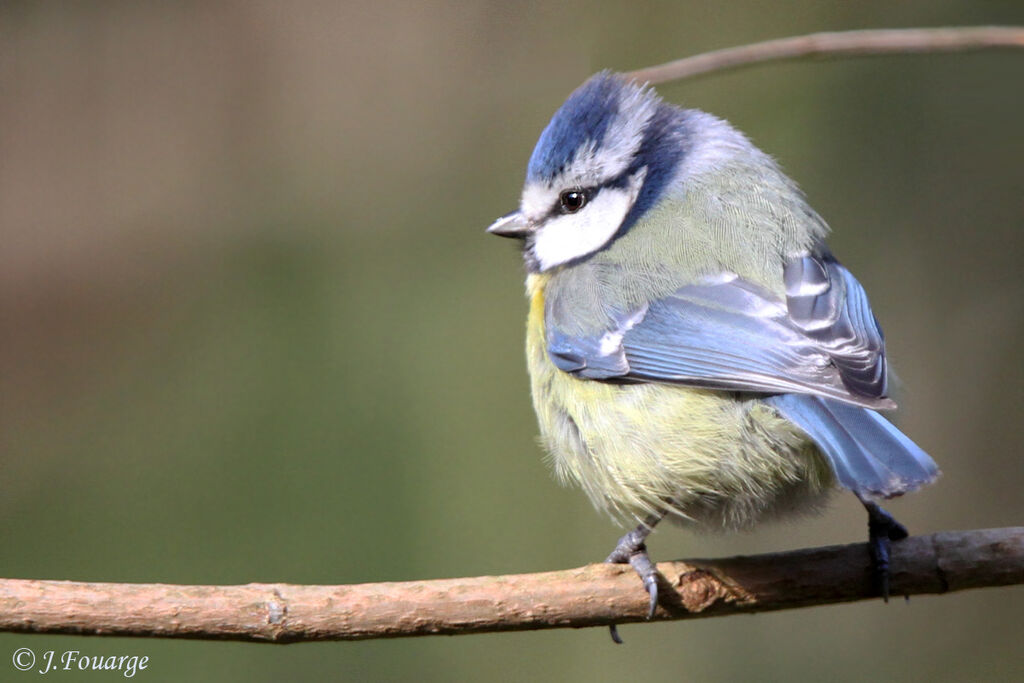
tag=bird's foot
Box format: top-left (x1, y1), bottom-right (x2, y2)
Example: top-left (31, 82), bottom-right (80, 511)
top-left (863, 501), bottom-right (908, 601)
top-left (605, 532), bottom-right (660, 619)
top-left (605, 517), bottom-right (662, 644)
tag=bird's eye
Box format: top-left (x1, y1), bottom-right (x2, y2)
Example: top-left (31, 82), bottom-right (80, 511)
top-left (559, 189), bottom-right (588, 213)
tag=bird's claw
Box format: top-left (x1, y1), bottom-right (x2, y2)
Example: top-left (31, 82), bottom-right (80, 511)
top-left (863, 501), bottom-right (908, 601)
top-left (605, 519), bottom-right (663, 643)
top-left (628, 550), bottom-right (660, 619)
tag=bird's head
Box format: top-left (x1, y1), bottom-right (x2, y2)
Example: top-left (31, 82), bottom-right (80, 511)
top-left (487, 72), bottom-right (690, 273)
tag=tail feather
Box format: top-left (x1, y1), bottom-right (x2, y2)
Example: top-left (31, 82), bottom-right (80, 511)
top-left (767, 394), bottom-right (939, 499)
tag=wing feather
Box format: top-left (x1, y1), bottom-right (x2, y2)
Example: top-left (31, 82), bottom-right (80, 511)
top-left (547, 252), bottom-right (893, 408)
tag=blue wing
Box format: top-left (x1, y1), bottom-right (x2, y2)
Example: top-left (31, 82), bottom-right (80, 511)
top-left (545, 251), bottom-right (939, 496)
top-left (547, 252), bottom-right (891, 408)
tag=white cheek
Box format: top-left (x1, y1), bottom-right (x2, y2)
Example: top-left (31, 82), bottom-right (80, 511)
top-left (531, 171), bottom-right (645, 271)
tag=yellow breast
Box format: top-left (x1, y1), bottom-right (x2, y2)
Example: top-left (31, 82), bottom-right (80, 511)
top-left (524, 273), bottom-right (834, 530)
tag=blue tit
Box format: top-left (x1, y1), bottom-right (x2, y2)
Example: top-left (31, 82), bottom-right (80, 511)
top-left (487, 71), bottom-right (939, 632)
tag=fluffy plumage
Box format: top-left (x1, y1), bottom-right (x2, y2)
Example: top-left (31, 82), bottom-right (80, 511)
top-left (491, 71), bottom-right (938, 535)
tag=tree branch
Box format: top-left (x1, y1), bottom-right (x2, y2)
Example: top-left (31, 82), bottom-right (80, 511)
top-left (1, 527), bottom-right (1020, 642)
top-left (627, 26), bottom-right (1024, 84)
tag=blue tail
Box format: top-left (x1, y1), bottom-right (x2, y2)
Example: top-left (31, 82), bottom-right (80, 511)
top-left (766, 394), bottom-right (939, 499)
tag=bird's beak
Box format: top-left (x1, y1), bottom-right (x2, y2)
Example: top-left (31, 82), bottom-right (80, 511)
top-left (486, 211), bottom-right (532, 239)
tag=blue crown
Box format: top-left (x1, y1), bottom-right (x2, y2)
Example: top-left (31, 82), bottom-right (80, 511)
top-left (527, 72), bottom-right (647, 183)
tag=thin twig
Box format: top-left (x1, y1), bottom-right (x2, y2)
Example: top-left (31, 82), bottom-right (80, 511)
top-left (627, 26), bottom-right (1024, 84)
top-left (0, 527), bottom-right (1020, 642)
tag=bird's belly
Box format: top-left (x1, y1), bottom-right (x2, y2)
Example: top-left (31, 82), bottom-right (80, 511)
top-left (527, 334), bottom-right (834, 530)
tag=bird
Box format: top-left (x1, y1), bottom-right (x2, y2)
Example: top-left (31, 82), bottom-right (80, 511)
top-left (486, 71), bottom-right (939, 640)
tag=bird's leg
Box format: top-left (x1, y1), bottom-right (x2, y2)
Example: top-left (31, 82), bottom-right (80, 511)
top-left (859, 497), bottom-right (908, 601)
top-left (605, 511), bottom-right (665, 644)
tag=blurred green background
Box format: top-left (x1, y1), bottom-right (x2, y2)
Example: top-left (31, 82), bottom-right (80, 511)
top-left (2, 1), bottom-right (1022, 681)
